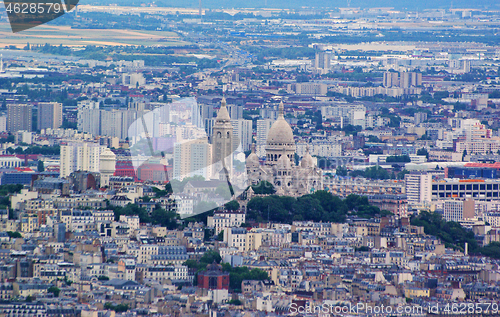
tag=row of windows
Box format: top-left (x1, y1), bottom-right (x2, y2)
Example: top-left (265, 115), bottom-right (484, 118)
top-left (433, 184), bottom-right (500, 191)
top-left (437, 192), bottom-right (500, 198)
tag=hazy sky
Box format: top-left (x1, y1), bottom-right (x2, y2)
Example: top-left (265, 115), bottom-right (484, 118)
top-left (95, 0), bottom-right (498, 10)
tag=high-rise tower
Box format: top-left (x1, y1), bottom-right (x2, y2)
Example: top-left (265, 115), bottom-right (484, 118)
top-left (7, 104), bottom-right (32, 132)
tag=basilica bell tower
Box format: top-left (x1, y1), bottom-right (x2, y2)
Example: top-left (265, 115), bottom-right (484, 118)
top-left (212, 97), bottom-right (233, 180)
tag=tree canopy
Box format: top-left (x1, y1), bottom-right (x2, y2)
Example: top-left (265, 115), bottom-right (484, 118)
top-left (386, 155), bottom-right (411, 163)
top-left (247, 191), bottom-right (390, 223)
top-left (111, 203), bottom-right (178, 229)
top-left (411, 211), bottom-right (500, 259)
top-left (251, 181), bottom-right (276, 195)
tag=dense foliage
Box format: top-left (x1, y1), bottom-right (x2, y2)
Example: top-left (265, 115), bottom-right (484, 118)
top-left (184, 250), bottom-right (222, 272)
top-left (251, 181), bottom-right (276, 195)
top-left (0, 184), bottom-right (23, 196)
top-left (417, 148), bottom-right (429, 159)
top-left (224, 200), bottom-right (240, 211)
top-left (221, 263), bottom-right (269, 293)
top-left (350, 166), bottom-right (407, 180)
top-left (6, 146), bottom-right (60, 156)
top-left (0, 184), bottom-right (23, 211)
top-left (152, 185), bottom-right (172, 197)
top-left (247, 191), bottom-right (391, 223)
top-left (104, 303), bottom-right (129, 312)
top-left (386, 155), bottom-right (411, 163)
top-left (47, 286), bottom-right (60, 297)
top-left (111, 203), bottom-right (178, 230)
top-left (7, 231), bottom-right (22, 238)
top-left (411, 211), bottom-right (500, 259)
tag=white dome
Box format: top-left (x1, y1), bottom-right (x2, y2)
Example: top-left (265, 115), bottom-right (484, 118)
top-left (246, 144), bottom-right (260, 168)
top-left (100, 148), bottom-right (116, 159)
top-left (276, 153), bottom-right (292, 169)
top-left (266, 101), bottom-right (294, 146)
top-left (267, 119), bottom-right (294, 145)
top-left (300, 147), bottom-right (314, 169)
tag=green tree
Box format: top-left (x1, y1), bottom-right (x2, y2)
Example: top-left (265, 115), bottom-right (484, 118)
top-left (151, 208), bottom-right (178, 229)
top-left (342, 124), bottom-right (362, 136)
top-left (47, 286), bottom-right (60, 297)
top-left (356, 246), bottom-right (371, 252)
top-left (221, 264), bottom-right (269, 293)
top-left (251, 181), bottom-right (275, 195)
top-left (417, 148), bottom-right (429, 159)
top-left (224, 200), bottom-right (240, 211)
top-left (336, 166), bottom-right (348, 176)
top-left (386, 155), bottom-right (411, 163)
top-left (37, 160), bottom-right (44, 172)
top-left (367, 135), bottom-right (382, 143)
top-left (479, 242), bottom-right (500, 259)
top-left (215, 184), bottom-right (232, 200)
top-left (104, 303), bottom-right (129, 312)
top-left (397, 169), bottom-right (410, 180)
top-left (411, 211), bottom-right (478, 253)
top-left (7, 231), bottom-right (22, 238)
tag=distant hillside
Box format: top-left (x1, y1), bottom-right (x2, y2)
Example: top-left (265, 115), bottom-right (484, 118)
top-left (88, 0), bottom-right (497, 10)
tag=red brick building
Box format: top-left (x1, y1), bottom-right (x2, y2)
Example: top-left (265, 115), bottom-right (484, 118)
top-left (197, 263), bottom-right (229, 290)
top-left (137, 163), bottom-right (169, 183)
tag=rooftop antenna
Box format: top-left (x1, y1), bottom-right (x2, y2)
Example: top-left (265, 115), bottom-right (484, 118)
top-left (199, 0), bottom-right (202, 16)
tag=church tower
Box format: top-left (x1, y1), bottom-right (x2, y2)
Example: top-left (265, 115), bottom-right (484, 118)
top-left (212, 97), bottom-right (233, 180)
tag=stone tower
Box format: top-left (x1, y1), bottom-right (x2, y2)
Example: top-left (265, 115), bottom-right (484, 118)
top-left (212, 97), bottom-right (233, 180)
top-left (99, 147), bottom-right (116, 187)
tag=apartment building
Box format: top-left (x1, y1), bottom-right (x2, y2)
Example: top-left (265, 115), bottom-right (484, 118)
top-left (443, 199), bottom-right (475, 222)
top-left (405, 172), bottom-right (432, 206)
top-left (207, 209), bottom-right (246, 235)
